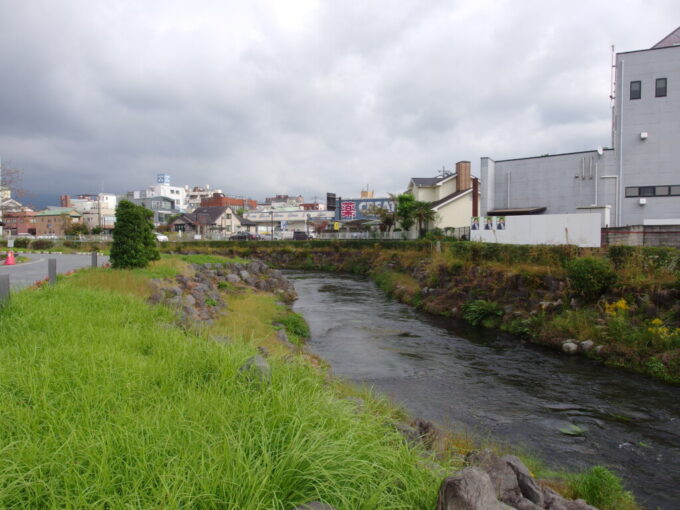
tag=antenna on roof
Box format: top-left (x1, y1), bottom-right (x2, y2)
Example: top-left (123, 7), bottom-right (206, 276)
top-left (437, 165), bottom-right (452, 178)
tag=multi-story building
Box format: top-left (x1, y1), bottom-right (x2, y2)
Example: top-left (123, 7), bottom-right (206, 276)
top-left (481, 27), bottom-right (680, 227)
top-left (61, 193), bottom-right (117, 232)
top-left (34, 208), bottom-right (82, 236)
top-left (132, 174), bottom-right (188, 211)
top-left (200, 193), bottom-right (258, 210)
top-left (185, 186), bottom-right (223, 212)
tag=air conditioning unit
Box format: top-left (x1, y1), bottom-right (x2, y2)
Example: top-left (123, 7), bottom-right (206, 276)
top-left (639, 198), bottom-right (647, 205)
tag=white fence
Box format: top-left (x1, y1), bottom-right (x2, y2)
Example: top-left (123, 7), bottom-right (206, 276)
top-left (471, 213), bottom-right (601, 247)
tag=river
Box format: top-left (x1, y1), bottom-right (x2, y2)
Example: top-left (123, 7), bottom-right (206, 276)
top-left (288, 271), bottom-right (680, 510)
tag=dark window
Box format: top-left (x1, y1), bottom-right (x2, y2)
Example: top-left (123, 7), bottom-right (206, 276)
top-left (639, 186), bottom-right (655, 197)
top-left (630, 80), bottom-right (641, 100)
top-left (656, 78), bottom-right (667, 97)
top-left (625, 187), bottom-right (639, 197)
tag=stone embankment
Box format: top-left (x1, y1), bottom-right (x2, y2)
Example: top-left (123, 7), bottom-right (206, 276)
top-left (148, 259), bottom-right (297, 325)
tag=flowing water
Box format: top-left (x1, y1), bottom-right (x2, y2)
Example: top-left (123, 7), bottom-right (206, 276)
top-left (288, 271), bottom-right (680, 510)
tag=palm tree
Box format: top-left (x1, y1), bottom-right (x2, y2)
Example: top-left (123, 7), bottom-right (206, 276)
top-left (412, 201), bottom-right (436, 238)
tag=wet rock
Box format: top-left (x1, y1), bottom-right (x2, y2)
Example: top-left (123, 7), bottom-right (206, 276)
top-left (238, 355), bottom-right (271, 385)
top-left (579, 340), bottom-right (594, 353)
top-left (291, 503), bottom-right (337, 510)
top-left (437, 467), bottom-right (513, 510)
top-left (562, 341), bottom-right (578, 354)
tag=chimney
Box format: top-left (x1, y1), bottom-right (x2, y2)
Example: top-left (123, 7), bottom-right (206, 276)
top-left (472, 177), bottom-right (479, 217)
top-left (456, 161), bottom-right (471, 191)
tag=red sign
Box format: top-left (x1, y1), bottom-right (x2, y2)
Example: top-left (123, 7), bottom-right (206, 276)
top-left (340, 201), bottom-right (356, 219)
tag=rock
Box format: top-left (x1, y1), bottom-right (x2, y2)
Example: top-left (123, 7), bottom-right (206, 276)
top-left (277, 329), bottom-right (293, 345)
top-left (465, 449), bottom-right (521, 505)
top-left (224, 273), bottom-right (240, 284)
top-left (183, 294), bottom-right (196, 306)
top-left (291, 503), bottom-right (337, 510)
top-left (562, 341), bottom-right (578, 354)
top-left (258, 346), bottom-right (269, 358)
top-left (238, 355), bottom-right (271, 385)
top-left (516, 499), bottom-right (544, 510)
top-left (239, 270), bottom-right (251, 281)
top-left (502, 455), bottom-right (544, 507)
top-left (437, 467), bottom-right (513, 510)
top-left (564, 500), bottom-right (598, 510)
top-left (594, 345), bottom-right (604, 355)
top-left (579, 340), bottom-right (594, 353)
top-left (166, 285), bottom-right (183, 297)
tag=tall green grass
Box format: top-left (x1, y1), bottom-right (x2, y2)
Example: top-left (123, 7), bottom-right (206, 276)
top-left (0, 280), bottom-right (439, 509)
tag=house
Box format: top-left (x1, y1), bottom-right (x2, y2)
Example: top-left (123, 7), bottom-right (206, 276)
top-left (481, 27), bottom-right (680, 228)
top-left (406, 161), bottom-right (476, 230)
top-left (169, 206), bottom-right (257, 239)
top-left (61, 193), bottom-right (117, 232)
top-left (2, 208), bottom-right (36, 235)
top-left (34, 208), bottom-right (82, 236)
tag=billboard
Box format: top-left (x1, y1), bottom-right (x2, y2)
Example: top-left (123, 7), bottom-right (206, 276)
top-left (336, 198), bottom-right (395, 221)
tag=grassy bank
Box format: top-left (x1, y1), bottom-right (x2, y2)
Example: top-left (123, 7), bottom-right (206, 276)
top-left (0, 261), bottom-right (442, 509)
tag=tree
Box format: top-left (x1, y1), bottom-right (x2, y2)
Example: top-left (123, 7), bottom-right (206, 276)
top-left (64, 223), bottom-right (90, 236)
top-left (412, 200), bottom-right (437, 238)
top-left (0, 160), bottom-right (26, 235)
top-left (110, 200), bottom-right (159, 269)
top-left (395, 193), bottom-right (415, 232)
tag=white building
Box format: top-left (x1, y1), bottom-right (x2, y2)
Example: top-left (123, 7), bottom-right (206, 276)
top-left (133, 174), bottom-right (188, 211)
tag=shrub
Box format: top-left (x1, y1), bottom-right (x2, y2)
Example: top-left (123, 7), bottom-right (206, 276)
top-left (31, 239), bottom-right (54, 250)
top-left (110, 200), bottom-right (159, 269)
top-left (565, 257), bottom-right (616, 302)
top-left (572, 466), bottom-right (636, 510)
top-left (13, 238), bottom-right (31, 248)
top-left (278, 312), bottom-right (310, 340)
top-left (462, 299), bottom-right (504, 328)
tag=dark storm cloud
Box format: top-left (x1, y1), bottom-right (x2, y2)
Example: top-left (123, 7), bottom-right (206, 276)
top-left (1, 0), bottom-right (680, 203)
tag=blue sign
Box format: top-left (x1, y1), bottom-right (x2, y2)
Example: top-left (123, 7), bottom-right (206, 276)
top-left (336, 198), bottom-right (395, 221)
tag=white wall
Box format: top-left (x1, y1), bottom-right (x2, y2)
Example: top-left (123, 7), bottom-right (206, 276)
top-left (471, 213), bottom-right (601, 247)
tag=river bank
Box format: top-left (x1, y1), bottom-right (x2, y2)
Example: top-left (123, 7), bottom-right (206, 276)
top-left (171, 241), bottom-right (680, 384)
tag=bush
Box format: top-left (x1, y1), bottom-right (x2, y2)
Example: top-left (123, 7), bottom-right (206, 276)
top-left (110, 200), bottom-right (159, 269)
top-left (13, 238), bottom-right (31, 248)
top-left (572, 466), bottom-right (636, 510)
top-left (31, 240), bottom-right (54, 250)
top-left (278, 312), bottom-right (310, 341)
top-left (462, 299), bottom-right (504, 328)
top-left (565, 257), bottom-right (616, 302)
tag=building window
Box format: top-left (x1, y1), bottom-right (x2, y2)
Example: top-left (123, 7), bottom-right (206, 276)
top-left (656, 78), bottom-right (667, 97)
top-left (639, 186), bottom-right (655, 197)
top-left (627, 185), bottom-right (680, 197)
top-left (670, 185), bottom-right (680, 196)
top-left (625, 187), bottom-right (639, 197)
top-left (630, 80), bottom-right (641, 100)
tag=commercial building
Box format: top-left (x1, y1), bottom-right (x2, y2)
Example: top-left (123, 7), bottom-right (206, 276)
top-left (480, 27), bottom-right (680, 228)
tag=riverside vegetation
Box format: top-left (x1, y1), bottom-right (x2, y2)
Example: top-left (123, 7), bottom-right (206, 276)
top-left (164, 240), bottom-right (680, 385)
top-left (0, 253), bottom-right (639, 509)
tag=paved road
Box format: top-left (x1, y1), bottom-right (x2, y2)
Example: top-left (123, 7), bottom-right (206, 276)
top-left (0, 253), bottom-right (109, 291)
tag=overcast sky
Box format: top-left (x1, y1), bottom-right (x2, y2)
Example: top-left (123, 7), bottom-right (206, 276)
top-left (1, 1), bottom-right (679, 206)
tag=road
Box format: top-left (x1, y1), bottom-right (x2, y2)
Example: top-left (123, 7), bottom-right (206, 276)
top-left (0, 253), bottom-right (109, 291)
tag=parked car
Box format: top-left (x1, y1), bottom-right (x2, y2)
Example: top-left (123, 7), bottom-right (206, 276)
top-left (292, 231), bottom-right (309, 240)
top-left (229, 232), bottom-right (260, 241)
top-left (155, 233), bottom-right (169, 242)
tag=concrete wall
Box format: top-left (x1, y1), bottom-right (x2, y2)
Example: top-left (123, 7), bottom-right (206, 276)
top-left (471, 213), bottom-right (602, 247)
top-left (615, 45), bottom-right (680, 226)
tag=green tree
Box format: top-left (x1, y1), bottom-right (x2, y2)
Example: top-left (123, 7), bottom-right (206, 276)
top-left (412, 200), bottom-right (437, 238)
top-left (110, 200), bottom-right (159, 269)
top-left (395, 193), bottom-right (415, 232)
top-left (64, 222), bottom-right (90, 236)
